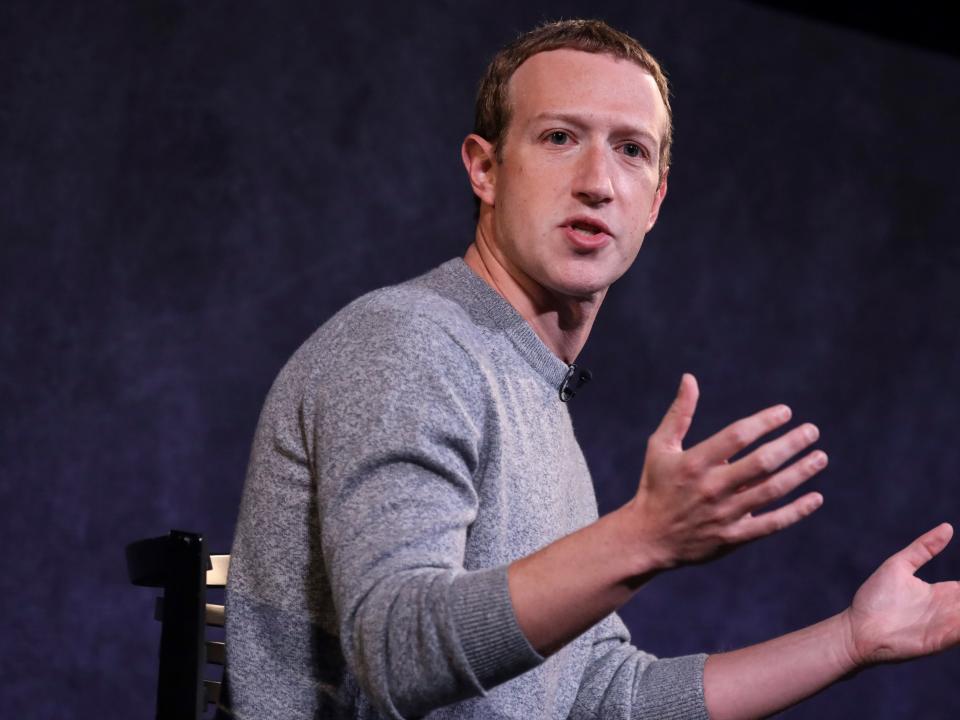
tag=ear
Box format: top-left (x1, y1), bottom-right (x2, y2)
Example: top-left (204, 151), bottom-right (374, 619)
top-left (461, 133), bottom-right (498, 207)
top-left (644, 167), bottom-right (669, 232)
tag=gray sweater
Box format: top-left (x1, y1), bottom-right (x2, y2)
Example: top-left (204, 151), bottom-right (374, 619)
top-left (224, 258), bottom-right (708, 719)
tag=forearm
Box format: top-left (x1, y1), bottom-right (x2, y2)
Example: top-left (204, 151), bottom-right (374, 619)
top-left (507, 503), bottom-right (662, 655)
top-left (704, 610), bottom-right (859, 720)
top-left (510, 376), bottom-right (827, 662)
top-left (343, 564), bottom-right (543, 717)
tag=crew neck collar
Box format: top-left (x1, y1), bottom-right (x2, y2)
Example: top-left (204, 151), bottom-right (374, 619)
top-left (433, 258), bottom-right (572, 393)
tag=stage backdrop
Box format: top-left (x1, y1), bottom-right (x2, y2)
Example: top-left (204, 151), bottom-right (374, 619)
top-left (2, 1), bottom-right (958, 717)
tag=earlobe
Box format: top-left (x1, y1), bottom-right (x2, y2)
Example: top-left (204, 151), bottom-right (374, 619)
top-left (645, 169), bottom-right (669, 231)
top-left (461, 134), bottom-right (497, 207)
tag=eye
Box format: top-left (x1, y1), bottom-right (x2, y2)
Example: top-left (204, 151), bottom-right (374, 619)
top-left (547, 131), bottom-right (570, 145)
top-left (621, 142), bottom-right (645, 159)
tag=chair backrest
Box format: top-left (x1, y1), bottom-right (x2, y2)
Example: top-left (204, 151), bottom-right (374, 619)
top-left (126, 530), bottom-right (230, 720)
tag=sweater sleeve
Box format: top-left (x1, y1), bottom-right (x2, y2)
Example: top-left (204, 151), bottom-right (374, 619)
top-left (307, 304), bottom-right (542, 718)
top-left (568, 613), bottom-right (709, 720)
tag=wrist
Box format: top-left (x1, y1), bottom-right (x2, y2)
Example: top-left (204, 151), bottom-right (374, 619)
top-left (612, 500), bottom-right (673, 584)
top-left (836, 608), bottom-right (867, 672)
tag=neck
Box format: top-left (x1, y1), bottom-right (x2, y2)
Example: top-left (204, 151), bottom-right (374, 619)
top-left (463, 223), bottom-right (605, 365)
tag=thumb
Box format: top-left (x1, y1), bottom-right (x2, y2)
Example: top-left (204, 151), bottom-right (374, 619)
top-left (653, 373), bottom-right (699, 450)
top-left (894, 523), bottom-right (954, 574)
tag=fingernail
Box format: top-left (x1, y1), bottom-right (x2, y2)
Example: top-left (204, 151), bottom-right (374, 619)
top-left (778, 405), bottom-right (792, 421)
top-left (805, 424), bottom-right (820, 442)
top-left (812, 451), bottom-right (828, 468)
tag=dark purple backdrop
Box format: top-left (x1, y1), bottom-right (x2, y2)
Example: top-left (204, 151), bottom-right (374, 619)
top-left (3, 1), bottom-right (959, 717)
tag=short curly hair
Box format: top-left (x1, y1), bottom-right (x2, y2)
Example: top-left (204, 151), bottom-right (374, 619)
top-left (474, 18), bottom-right (673, 178)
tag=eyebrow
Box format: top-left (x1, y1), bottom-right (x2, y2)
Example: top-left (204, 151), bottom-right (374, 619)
top-left (530, 112), bottom-right (660, 150)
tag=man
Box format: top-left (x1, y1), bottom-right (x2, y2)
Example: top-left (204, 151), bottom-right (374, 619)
top-left (224, 19), bottom-right (960, 719)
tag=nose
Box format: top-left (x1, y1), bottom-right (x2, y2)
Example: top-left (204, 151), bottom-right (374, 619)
top-left (572, 144), bottom-right (614, 206)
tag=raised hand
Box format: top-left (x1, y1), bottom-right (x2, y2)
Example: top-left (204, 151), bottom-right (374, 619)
top-left (627, 373), bottom-right (828, 570)
top-left (843, 523), bottom-right (960, 666)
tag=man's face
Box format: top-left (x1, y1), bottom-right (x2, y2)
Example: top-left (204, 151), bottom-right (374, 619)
top-left (485, 48), bottom-right (669, 300)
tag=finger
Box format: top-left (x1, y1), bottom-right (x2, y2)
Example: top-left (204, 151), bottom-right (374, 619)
top-left (734, 491), bottom-right (824, 542)
top-left (722, 423), bottom-right (821, 490)
top-left (892, 523), bottom-right (954, 574)
top-left (728, 449), bottom-right (828, 516)
top-left (651, 373), bottom-right (699, 450)
top-left (689, 403), bottom-right (792, 466)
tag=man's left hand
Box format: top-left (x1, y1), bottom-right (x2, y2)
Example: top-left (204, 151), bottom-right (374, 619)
top-left (843, 522), bottom-right (960, 667)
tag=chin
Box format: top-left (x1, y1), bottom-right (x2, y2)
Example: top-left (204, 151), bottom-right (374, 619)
top-left (547, 264), bottom-right (625, 299)
top-left (547, 275), bottom-right (614, 300)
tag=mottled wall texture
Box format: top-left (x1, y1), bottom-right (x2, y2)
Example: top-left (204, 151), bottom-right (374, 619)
top-left (2, 1), bottom-right (958, 717)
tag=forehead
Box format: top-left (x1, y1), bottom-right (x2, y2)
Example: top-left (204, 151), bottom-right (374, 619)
top-left (506, 48), bottom-right (667, 138)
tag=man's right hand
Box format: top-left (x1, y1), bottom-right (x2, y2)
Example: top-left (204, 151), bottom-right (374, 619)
top-left (508, 373), bottom-right (828, 656)
top-left (627, 373), bottom-right (828, 572)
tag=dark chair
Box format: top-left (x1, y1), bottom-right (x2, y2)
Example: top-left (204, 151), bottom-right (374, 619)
top-left (126, 530), bottom-right (230, 720)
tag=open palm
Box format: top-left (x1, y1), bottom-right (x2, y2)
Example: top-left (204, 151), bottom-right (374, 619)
top-left (847, 523), bottom-right (960, 665)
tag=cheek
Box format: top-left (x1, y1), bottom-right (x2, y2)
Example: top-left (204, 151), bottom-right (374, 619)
top-left (497, 163), bottom-right (565, 233)
top-left (512, 161), bottom-right (562, 199)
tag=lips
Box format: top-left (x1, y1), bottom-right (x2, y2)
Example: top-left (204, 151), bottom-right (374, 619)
top-left (562, 216), bottom-right (613, 250)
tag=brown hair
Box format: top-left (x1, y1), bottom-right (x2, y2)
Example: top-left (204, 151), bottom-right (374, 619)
top-left (474, 18), bottom-right (673, 178)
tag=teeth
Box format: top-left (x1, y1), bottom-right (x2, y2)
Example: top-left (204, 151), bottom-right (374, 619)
top-left (573, 224), bottom-right (600, 234)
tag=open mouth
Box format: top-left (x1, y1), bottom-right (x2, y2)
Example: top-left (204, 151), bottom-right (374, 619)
top-left (571, 221), bottom-right (603, 235)
top-left (563, 217), bottom-right (612, 249)
top-left (564, 216), bottom-right (612, 238)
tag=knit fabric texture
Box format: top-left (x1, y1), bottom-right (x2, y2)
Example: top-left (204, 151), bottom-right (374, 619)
top-left (224, 258), bottom-right (708, 719)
